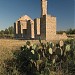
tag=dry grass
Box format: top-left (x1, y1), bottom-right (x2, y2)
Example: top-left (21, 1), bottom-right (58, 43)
top-left (0, 39), bottom-right (60, 74)
top-left (0, 39), bottom-right (37, 74)
top-left (0, 39), bottom-right (46, 74)
top-left (0, 39), bottom-right (58, 60)
top-left (0, 39), bottom-right (43, 61)
top-left (0, 39), bottom-right (58, 73)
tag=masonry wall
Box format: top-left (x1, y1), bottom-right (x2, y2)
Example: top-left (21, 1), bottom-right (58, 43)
top-left (23, 20), bottom-right (34, 40)
top-left (31, 21), bottom-right (34, 39)
top-left (14, 23), bottom-right (16, 36)
top-left (14, 0), bottom-right (68, 40)
top-left (14, 22), bottom-right (18, 34)
top-left (27, 20), bottom-right (31, 39)
top-left (34, 18), bottom-right (40, 39)
top-left (41, 0), bottom-right (47, 16)
top-left (14, 22), bottom-right (19, 38)
top-left (46, 15), bottom-right (56, 40)
top-left (15, 20), bottom-right (28, 38)
top-left (56, 33), bottom-right (68, 40)
top-left (23, 29), bottom-right (27, 39)
top-left (40, 15), bottom-right (46, 40)
top-left (17, 21), bottom-right (22, 38)
top-left (20, 20), bottom-right (27, 34)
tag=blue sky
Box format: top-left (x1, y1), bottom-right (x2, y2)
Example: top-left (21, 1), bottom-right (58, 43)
top-left (0, 0), bottom-right (75, 31)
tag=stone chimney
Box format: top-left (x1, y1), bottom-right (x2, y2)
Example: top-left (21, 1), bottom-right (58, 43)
top-left (41, 0), bottom-right (47, 16)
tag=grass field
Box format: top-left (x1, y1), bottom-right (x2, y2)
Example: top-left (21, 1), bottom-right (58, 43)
top-left (0, 39), bottom-right (35, 74)
top-left (0, 39), bottom-right (46, 61)
top-left (0, 38), bottom-right (74, 75)
top-left (0, 39), bottom-right (25, 74)
top-left (0, 39), bottom-right (61, 74)
top-left (0, 39), bottom-right (47, 74)
top-left (0, 39), bottom-right (37, 59)
top-left (0, 39), bottom-right (60, 61)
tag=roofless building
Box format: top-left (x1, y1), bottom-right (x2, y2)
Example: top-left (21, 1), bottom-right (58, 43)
top-left (14, 0), bottom-right (67, 40)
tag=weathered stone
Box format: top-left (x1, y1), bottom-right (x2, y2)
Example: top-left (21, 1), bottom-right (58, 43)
top-left (14, 0), bottom-right (68, 40)
top-left (41, 0), bottom-right (47, 16)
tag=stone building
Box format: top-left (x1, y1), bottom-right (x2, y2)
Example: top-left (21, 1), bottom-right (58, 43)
top-left (14, 0), bottom-right (67, 40)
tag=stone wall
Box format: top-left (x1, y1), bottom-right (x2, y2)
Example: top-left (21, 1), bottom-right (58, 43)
top-left (46, 15), bottom-right (56, 40)
top-left (26, 20), bottom-right (31, 39)
top-left (23, 20), bottom-right (34, 40)
top-left (40, 15), bottom-right (56, 40)
top-left (41, 0), bottom-right (47, 16)
top-left (14, 15), bottom-right (33, 39)
top-left (17, 21), bottom-right (22, 38)
top-left (31, 21), bottom-right (34, 39)
top-left (14, 22), bottom-right (19, 38)
top-left (20, 20), bottom-right (27, 34)
top-left (18, 15), bottom-right (33, 21)
top-left (14, 0), bottom-right (68, 41)
top-left (14, 23), bottom-right (16, 35)
top-left (40, 15), bottom-right (46, 40)
top-left (34, 18), bottom-right (40, 39)
top-left (23, 29), bottom-right (27, 39)
top-left (55, 33), bottom-right (68, 40)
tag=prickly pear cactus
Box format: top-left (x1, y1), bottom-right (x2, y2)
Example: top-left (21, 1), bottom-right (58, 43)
top-left (65, 44), bottom-right (71, 52)
top-left (32, 44), bottom-right (37, 50)
top-left (59, 40), bottom-right (64, 47)
top-left (49, 48), bottom-right (53, 54)
top-left (31, 50), bottom-right (35, 54)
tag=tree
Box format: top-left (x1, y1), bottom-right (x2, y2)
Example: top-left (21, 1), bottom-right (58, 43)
top-left (0, 30), bottom-right (4, 35)
top-left (4, 28), bottom-right (9, 34)
top-left (8, 26), bottom-right (14, 34)
top-left (67, 28), bottom-right (75, 34)
top-left (0, 26), bottom-right (14, 38)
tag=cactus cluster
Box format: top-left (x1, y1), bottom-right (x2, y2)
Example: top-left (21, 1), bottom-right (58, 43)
top-left (4, 39), bottom-right (75, 75)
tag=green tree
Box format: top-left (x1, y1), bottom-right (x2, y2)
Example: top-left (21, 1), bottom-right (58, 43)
top-left (0, 30), bottom-right (4, 35)
top-left (8, 26), bottom-right (14, 34)
top-left (4, 28), bottom-right (9, 34)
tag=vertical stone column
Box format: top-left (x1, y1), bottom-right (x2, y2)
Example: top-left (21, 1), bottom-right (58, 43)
top-left (31, 21), bottom-right (34, 39)
top-left (14, 22), bottom-right (18, 38)
top-left (34, 18), bottom-right (40, 39)
top-left (36, 18), bottom-right (40, 35)
top-left (41, 0), bottom-right (47, 16)
top-left (17, 21), bottom-right (21, 38)
top-left (27, 20), bottom-right (31, 39)
top-left (14, 21), bottom-right (18, 35)
top-left (40, 15), bottom-right (46, 40)
top-left (23, 29), bottom-right (27, 39)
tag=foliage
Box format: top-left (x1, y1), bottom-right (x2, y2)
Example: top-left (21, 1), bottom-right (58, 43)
top-left (66, 28), bottom-right (75, 34)
top-left (57, 28), bottom-right (75, 34)
top-left (3, 39), bottom-right (75, 75)
top-left (0, 26), bottom-right (14, 38)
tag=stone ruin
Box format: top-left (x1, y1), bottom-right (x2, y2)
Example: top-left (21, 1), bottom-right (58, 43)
top-left (14, 0), bottom-right (67, 40)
